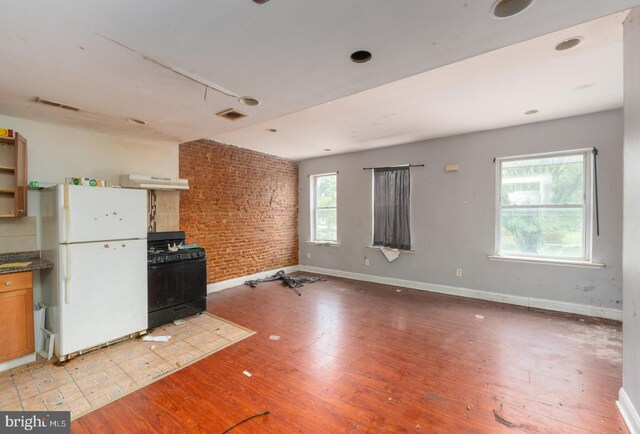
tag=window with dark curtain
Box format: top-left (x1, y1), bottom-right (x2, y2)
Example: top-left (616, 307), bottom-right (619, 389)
top-left (373, 166), bottom-right (411, 250)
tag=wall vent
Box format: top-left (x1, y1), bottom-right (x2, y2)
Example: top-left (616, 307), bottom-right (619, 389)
top-left (216, 108), bottom-right (247, 121)
top-left (34, 97), bottom-right (83, 112)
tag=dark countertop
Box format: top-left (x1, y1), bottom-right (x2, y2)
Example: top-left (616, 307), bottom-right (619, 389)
top-left (0, 251), bottom-right (54, 275)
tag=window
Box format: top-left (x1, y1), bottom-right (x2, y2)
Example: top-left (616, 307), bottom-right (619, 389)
top-left (372, 167), bottom-right (411, 250)
top-left (496, 149), bottom-right (592, 261)
top-left (310, 173), bottom-right (337, 242)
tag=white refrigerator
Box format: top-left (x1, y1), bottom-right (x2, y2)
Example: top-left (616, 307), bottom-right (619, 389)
top-left (40, 184), bottom-right (148, 360)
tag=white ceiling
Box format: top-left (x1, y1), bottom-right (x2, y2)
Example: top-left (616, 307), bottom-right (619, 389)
top-left (0, 0), bottom-right (637, 159)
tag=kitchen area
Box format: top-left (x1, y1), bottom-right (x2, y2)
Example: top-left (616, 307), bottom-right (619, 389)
top-left (0, 128), bottom-right (208, 374)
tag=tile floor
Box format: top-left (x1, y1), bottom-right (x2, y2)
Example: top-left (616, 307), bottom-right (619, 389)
top-left (0, 313), bottom-right (254, 419)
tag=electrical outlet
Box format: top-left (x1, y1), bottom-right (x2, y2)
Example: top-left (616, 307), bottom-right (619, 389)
top-left (456, 268), bottom-right (463, 277)
top-left (365, 257), bottom-right (370, 266)
top-left (307, 252), bottom-right (311, 259)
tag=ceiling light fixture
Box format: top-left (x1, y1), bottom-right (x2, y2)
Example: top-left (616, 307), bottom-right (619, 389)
top-left (127, 118), bottom-right (147, 125)
top-left (238, 97), bottom-right (260, 106)
top-left (524, 109), bottom-right (539, 115)
top-left (266, 128), bottom-right (277, 133)
top-left (324, 149), bottom-right (332, 152)
top-left (555, 37), bottom-right (583, 51)
top-left (491, 0), bottom-right (534, 18)
top-left (351, 50), bottom-right (372, 63)
top-left (253, 0), bottom-right (269, 3)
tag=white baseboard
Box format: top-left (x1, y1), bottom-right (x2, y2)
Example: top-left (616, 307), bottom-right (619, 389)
top-left (618, 388), bottom-right (640, 434)
top-left (0, 353), bottom-right (36, 373)
top-left (299, 265), bottom-right (622, 321)
top-left (207, 265), bottom-right (301, 293)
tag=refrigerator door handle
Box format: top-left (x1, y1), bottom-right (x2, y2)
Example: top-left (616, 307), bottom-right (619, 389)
top-left (64, 184), bottom-right (71, 243)
top-left (62, 246), bottom-right (72, 304)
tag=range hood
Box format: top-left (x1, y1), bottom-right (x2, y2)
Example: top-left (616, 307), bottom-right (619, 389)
top-left (119, 174), bottom-right (189, 190)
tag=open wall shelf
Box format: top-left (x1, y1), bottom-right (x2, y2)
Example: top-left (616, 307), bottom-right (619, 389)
top-left (0, 133), bottom-right (27, 217)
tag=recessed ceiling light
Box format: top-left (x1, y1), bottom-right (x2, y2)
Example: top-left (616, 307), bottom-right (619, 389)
top-left (127, 118), bottom-right (147, 125)
top-left (253, 0), bottom-right (269, 4)
top-left (555, 37), bottom-right (583, 51)
top-left (324, 149), bottom-right (332, 152)
top-left (266, 128), bottom-right (277, 133)
top-left (491, 0), bottom-right (534, 18)
top-left (524, 109), bottom-right (539, 115)
top-left (351, 50), bottom-right (372, 63)
top-left (238, 96), bottom-right (260, 106)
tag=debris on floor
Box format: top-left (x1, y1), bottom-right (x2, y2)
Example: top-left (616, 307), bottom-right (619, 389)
top-left (245, 270), bottom-right (323, 296)
top-left (475, 315), bottom-right (485, 320)
top-left (396, 289), bottom-right (402, 292)
top-left (269, 335), bottom-right (281, 341)
top-left (243, 370), bottom-right (252, 377)
top-left (142, 335), bottom-right (171, 342)
top-left (493, 409), bottom-right (522, 429)
top-left (173, 318), bottom-right (186, 325)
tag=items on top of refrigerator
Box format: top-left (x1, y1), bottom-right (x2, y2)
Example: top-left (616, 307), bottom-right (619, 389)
top-left (65, 177), bottom-right (107, 187)
top-left (0, 128), bottom-right (14, 138)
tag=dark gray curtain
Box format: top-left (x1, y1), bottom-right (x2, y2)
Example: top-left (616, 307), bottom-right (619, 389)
top-left (373, 167), bottom-right (411, 250)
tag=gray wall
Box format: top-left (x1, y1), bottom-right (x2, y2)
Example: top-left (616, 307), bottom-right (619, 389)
top-left (299, 110), bottom-right (623, 310)
top-left (622, 6), bottom-right (640, 424)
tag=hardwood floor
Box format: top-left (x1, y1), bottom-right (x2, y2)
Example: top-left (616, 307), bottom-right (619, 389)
top-left (73, 274), bottom-right (626, 433)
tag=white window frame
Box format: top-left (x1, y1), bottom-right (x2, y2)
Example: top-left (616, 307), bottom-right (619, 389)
top-left (494, 148), bottom-right (594, 263)
top-left (310, 172), bottom-right (337, 243)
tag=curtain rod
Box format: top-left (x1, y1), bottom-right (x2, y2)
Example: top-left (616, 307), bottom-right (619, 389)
top-left (362, 164), bottom-right (424, 170)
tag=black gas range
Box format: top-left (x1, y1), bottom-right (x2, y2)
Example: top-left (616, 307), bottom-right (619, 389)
top-left (147, 231), bottom-right (207, 328)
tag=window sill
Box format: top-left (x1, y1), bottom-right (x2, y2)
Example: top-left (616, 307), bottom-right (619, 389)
top-left (306, 241), bottom-right (340, 246)
top-left (487, 255), bottom-right (605, 269)
top-left (367, 246), bottom-right (416, 254)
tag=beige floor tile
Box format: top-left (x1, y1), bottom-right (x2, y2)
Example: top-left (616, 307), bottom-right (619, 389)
top-left (153, 340), bottom-right (199, 361)
top-left (21, 396), bottom-right (48, 411)
top-left (85, 384), bottom-right (125, 407)
top-left (169, 324), bottom-right (206, 340)
top-left (119, 352), bottom-right (164, 375)
top-left (11, 370), bottom-right (38, 386)
top-left (3, 313), bottom-right (253, 421)
top-left (184, 330), bottom-right (222, 348)
top-left (16, 381), bottom-right (41, 400)
top-left (67, 365), bottom-right (91, 381)
top-left (10, 363), bottom-right (35, 376)
top-left (41, 389), bottom-right (66, 410)
top-left (35, 376), bottom-right (59, 393)
top-left (75, 366), bottom-right (130, 396)
top-left (0, 394), bottom-right (22, 411)
top-left (0, 376), bottom-right (15, 389)
top-left (109, 343), bottom-right (152, 364)
top-left (50, 368), bottom-right (73, 385)
top-left (67, 397), bottom-right (91, 418)
top-left (0, 401), bottom-right (24, 411)
top-left (200, 339), bottom-right (228, 353)
top-left (166, 349), bottom-right (205, 369)
top-left (54, 383), bottom-right (84, 404)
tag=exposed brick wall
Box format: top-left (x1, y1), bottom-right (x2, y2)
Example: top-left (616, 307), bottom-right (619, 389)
top-left (179, 140), bottom-right (298, 283)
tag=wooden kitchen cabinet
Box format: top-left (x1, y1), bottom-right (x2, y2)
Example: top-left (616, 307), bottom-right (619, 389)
top-left (0, 132), bottom-right (28, 217)
top-left (0, 271), bottom-right (34, 363)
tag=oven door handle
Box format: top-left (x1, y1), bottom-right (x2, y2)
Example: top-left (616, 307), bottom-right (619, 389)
top-left (148, 257), bottom-right (206, 269)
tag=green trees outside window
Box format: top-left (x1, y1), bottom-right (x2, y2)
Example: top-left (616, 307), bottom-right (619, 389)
top-left (497, 152), bottom-right (589, 260)
top-left (312, 174), bottom-right (337, 242)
